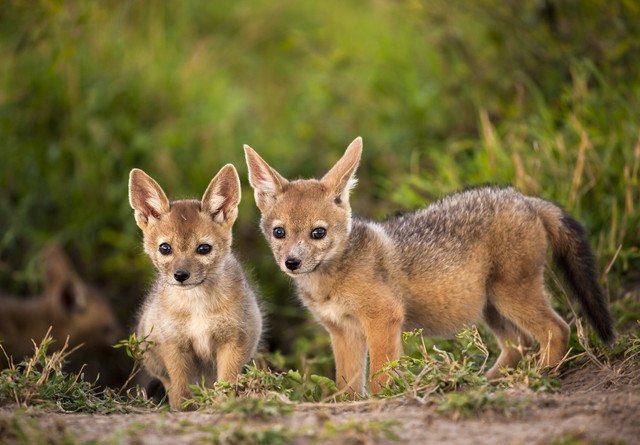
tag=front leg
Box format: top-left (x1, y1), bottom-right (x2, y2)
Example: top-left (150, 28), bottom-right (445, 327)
top-left (361, 298), bottom-right (404, 394)
top-left (327, 322), bottom-right (367, 396)
top-left (159, 342), bottom-right (194, 411)
top-left (216, 340), bottom-right (247, 384)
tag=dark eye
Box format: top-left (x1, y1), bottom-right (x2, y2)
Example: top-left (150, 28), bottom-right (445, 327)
top-left (196, 244), bottom-right (212, 255)
top-left (273, 227), bottom-right (286, 239)
top-left (311, 227), bottom-right (327, 240)
top-left (159, 243), bottom-right (172, 255)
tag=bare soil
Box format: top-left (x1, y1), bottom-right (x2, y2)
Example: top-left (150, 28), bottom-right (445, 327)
top-left (1, 360), bottom-right (639, 445)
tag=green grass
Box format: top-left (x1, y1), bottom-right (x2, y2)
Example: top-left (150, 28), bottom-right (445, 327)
top-left (0, 331), bottom-right (155, 413)
top-left (184, 365), bottom-right (342, 409)
top-left (375, 326), bottom-right (562, 401)
top-left (215, 397), bottom-right (294, 420)
top-left (0, 319), bottom-right (636, 445)
top-left (180, 326), bottom-right (566, 412)
top-left (1, 294), bottom-right (638, 417)
top-left (436, 389), bottom-right (528, 419)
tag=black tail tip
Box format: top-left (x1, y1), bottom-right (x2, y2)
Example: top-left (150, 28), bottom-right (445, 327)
top-left (591, 315), bottom-right (616, 345)
top-left (597, 326), bottom-right (616, 346)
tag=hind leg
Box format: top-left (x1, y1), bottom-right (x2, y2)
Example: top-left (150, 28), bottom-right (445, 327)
top-left (490, 277), bottom-right (570, 370)
top-left (483, 302), bottom-right (534, 379)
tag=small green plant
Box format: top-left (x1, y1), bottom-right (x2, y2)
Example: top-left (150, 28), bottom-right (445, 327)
top-left (184, 367), bottom-right (295, 407)
top-left (436, 389), bottom-right (528, 419)
top-left (113, 328), bottom-right (155, 394)
top-left (623, 333), bottom-right (640, 363)
top-left (0, 329), bottom-right (154, 412)
top-left (373, 326), bottom-right (565, 419)
top-left (376, 326), bottom-right (489, 400)
top-left (604, 321), bottom-right (640, 365)
top-left (498, 355), bottom-right (562, 393)
top-left (216, 397), bottom-right (293, 419)
top-left (184, 364), bottom-right (343, 409)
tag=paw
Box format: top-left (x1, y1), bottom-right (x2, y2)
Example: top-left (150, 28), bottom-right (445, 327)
top-left (485, 366), bottom-right (507, 381)
top-left (168, 390), bottom-right (193, 412)
top-left (368, 373), bottom-right (391, 394)
top-left (338, 384), bottom-right (365, 400)
top-left (169, 400), bottom-right (197, 412)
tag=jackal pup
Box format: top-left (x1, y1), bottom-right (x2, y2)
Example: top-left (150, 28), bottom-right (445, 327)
top-left (0, 244), bottom-right (121, 364)
top-left (129, 165), bottom-right (262, 410)
top-left (244, 137), bottom-right (614, 395)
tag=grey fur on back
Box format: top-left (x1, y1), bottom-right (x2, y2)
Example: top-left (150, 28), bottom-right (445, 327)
top-left (378, 185), bottom-right (614, 343)
top-left (381, 186), bottom-right (533, 271)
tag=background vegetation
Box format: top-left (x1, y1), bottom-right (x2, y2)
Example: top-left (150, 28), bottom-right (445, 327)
top-left (1, 0), bottom-right (639, 383)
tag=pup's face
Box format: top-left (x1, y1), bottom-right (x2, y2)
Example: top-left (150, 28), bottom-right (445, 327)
top-left (245, 137), bottom-right (362, 276)
top-left (140, 200), bottom-right (232, 288)
top-left (129, 165), bottom-right (241, 289)
top-left (258, 181), bottom-right (351, 276)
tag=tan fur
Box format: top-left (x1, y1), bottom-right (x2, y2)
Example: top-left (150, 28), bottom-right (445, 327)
top-left (0, 245), bottom-right (122, 364)
top-left (129, 166), bottom-right (262, 411)
top-left (245, 137), bottom-right (611, 395)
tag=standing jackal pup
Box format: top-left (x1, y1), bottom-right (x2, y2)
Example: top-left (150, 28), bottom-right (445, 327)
top-left (245, 137), bottom-right (615, 395)
top-left (129, 165), bottom-right (262, 411)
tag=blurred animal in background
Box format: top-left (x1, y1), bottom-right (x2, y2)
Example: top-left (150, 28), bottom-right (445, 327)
top-left (0, 245), bottom-right (123, 372)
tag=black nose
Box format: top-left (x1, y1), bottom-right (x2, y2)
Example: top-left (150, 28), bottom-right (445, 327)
top-left (174, 270), bottom-right (190, 283)
top-left (285, 257), bottom-right (301, 271)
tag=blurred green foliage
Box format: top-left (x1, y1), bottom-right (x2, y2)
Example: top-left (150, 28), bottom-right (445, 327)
top-left (1, 0), bottom-right (639, 375)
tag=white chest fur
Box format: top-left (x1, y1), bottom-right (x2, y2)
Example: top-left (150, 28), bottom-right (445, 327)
top-left (308, 298), bottom-right (347, 326)
top-left (186, 309), bottom-right (215, 358)
top-left (158, 286), bottom-right (223, 359)
top-left (296, 275), bottom-right (356, 328)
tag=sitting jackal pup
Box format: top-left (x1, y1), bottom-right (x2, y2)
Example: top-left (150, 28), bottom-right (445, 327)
top-left (244, 137), bottom-right (614, 395)
top-left (129, 165), bottom-right (262, 411)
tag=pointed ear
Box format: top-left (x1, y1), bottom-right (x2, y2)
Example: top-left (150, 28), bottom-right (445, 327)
top-left (321, 136), bottom-right (363, 204)
top-left (56, 281), bottom-right (87, 315)
top-left (42, 245), bottom-right (86, 314)
top-left (128, 168), bottom-right (170, 229)
top-left (244, 144), bottom-right (289, 212)
top-left (201, 164), bottom-right (241, 225)
top-left (42, 244), bottom-right (75, 288)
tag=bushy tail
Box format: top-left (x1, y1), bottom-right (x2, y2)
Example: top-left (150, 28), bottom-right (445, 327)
top-left (529, 198), bottom-right (615, 344)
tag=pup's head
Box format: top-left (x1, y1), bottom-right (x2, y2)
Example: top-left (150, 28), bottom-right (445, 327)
top-left (244, 137), bottom-right (362, 276)
top-left (41, 244), bottom-right (122, 348)
top-left (128, 165), bottom-right (241, 289)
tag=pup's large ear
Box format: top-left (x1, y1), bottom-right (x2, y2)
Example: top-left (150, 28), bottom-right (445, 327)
top-left (321, 136), bottom-right (363, 205)
top-left (201, 164), bottom-right (241, 225)
top-left (244, 145), bottom-right (289, 212)
top-left (43, 244), bottom-right (77, 288)
top-left (42, 244), bottom-right (87, 315)
top-left (128, 168), bottom-right (170, 229)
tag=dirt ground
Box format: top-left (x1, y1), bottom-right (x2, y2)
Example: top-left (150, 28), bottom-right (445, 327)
top-left (1, 360), bottom-right (639, 445)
